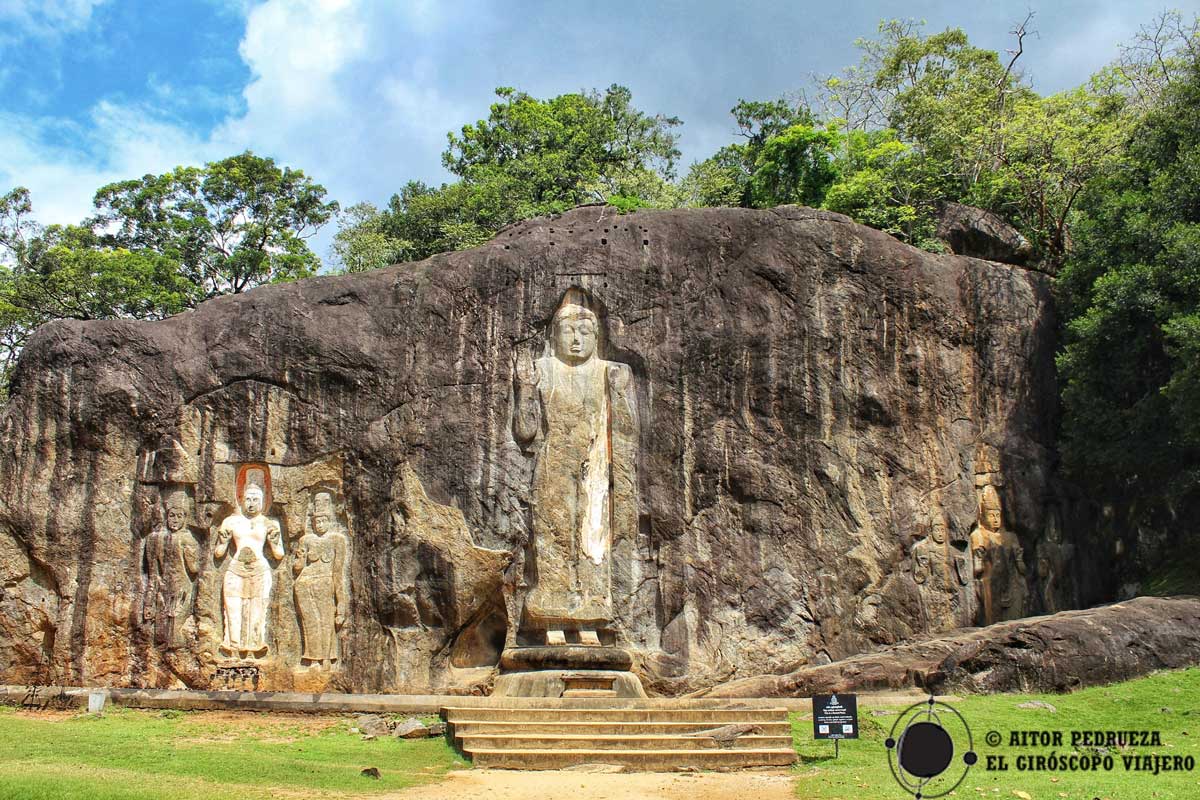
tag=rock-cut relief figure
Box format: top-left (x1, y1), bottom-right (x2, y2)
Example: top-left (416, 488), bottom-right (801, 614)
top-left (512, 289), bottom-right (638, 646)
top-left (912, 510), bottom-right (978, 630)
top-left (144, 487), bottom-right (201, 647)
top-left (293, 489), bottom-right (349, 668)
top-left (969, 485), bottom-right (1026, 624)
top-left (214, 468), bottom-right (283, 658)
top-left (910, 511), bottom-right (953, 631)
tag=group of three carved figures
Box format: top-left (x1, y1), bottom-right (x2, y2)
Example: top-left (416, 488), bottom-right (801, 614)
top-left (143, 477), bottom-right (348, 667)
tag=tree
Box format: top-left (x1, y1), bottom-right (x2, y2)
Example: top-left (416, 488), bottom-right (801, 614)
top-left (4, 225), bottom-right (193, 321)
top-left (680, 97), bottom-right (813, 208)
top-left (1057, 54), bottom-right (1200, 505)
top-left (330, 202), bottom-right (408, 273)
top-left (822, 129), bottom-right (941, 246)
top-left (444, 85), bottom-right (681, 207)
top-left (0, 187), bottom-right (48, 395)
top-left (93, 151), bottom-right (338, 298)
top-left (0, 153), bottom-right (336, 399)
top-left (748, 123), bottom-right (841, 208)
top-left (365, 85), bottom-right (681, 260)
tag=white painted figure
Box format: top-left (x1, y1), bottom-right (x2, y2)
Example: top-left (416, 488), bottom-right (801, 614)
top-left (214, 479), bottom-right (283, 658)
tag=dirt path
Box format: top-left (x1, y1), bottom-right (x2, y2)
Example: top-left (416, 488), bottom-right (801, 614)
top-left (383, 768), bottom-right (795, 800)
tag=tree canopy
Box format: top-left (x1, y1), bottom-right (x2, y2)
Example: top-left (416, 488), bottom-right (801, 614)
top-left (1057, 55), bottom-right (1200, 505)
top-left (331, 85), bottom-right (682, 270)
top-left (0, 153), bottom-right (336, 397)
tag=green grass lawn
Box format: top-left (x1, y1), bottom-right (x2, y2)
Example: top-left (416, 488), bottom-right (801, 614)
top-left (791, 667), bottom-right (1200, 799)
top-left (1, 668), bottom-right (1196, 799)
top-left (0, 707), bottom-right (465, 800)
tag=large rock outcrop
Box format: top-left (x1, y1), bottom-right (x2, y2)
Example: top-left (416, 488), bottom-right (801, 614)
top-left (698, 596), bottom-right (1200, 696)
top-left (0, 205), bottom-right (1066, 694)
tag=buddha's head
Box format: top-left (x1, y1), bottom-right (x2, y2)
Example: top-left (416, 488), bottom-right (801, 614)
top-left (242, 484), bottom-right (264, 517)
top-left (552, 303), bottom-right (599, 365)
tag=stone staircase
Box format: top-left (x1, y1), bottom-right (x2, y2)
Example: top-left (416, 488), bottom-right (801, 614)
top-left (443, 704), bottom-right (797, 770)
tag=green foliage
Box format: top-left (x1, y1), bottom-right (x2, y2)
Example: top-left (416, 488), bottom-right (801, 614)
top-left (0, 187), bottom-right (42, 393)
top-left (0, 153), bottom-right (336, 400)
top-left (1057, 58), bottom-right (1200, 501)
top-left (5, 225), bottom-right (193, 321)
top-left (680, 97), bottom-right (813, 208)
top-left (330, 202), bottom-right (408, 273)
top-left (93, 151), bottom-right (337, 297)
top-left (822, 130), bottom-right (940, 245)
top-left (365, 85), bottom-right (681, 261)
top-left (445, 84), bottom-right (680, 205)
top-left (607, 194), bottom-right (649, 214)
top-left (379, 179), bottom-right (514, 263)
top-left (748, 124), bottom-right (840, 208)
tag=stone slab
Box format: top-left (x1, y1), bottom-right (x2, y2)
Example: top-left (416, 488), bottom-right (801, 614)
top-left (500, 646), bottom-right (633, 672)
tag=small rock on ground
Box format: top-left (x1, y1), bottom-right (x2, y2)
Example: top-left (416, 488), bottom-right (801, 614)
top-left (356, 714), bottom-right (393, 737)
top-left (393, 717), bottom-right (430, 739)
top-left (1016, 701), bottom-right (1057, 712)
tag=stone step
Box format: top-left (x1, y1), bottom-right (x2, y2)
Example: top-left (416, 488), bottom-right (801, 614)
top-left (561, 689), bottom-right (618, 698)
top-left (459, 733), bottom-right (795, 751)
top-left (448, 720), bottom-right (794, 736)
top-left (467, 747), bottom-right (798, 771)
top-left (442, 706), bottom-right (790, 723)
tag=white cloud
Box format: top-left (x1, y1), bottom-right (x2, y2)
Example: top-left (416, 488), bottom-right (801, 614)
top-left (0, 0), bottom-right (109, 41)
top-left (3, 0), bottom-right (480, 264)
top-left (0, 102), bottom-right (218, 225)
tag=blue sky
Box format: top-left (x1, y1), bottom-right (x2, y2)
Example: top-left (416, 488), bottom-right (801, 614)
top-left (2, 0), bottom-right (1198, 263)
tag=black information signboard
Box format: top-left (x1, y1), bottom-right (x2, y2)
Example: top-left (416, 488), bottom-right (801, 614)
top-left (812, 693), bottom-right (859, 740)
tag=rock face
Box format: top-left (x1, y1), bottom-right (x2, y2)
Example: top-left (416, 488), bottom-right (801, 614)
top-left (936, 202), bottom-right (1034, 266)
top-left (698, 596), bottom-right (1200, 696)
top-left (0, 205), bottom-right (1066, 694)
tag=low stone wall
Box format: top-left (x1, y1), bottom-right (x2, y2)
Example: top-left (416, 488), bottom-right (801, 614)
top-left (0, 684), bottom-right (942, 714)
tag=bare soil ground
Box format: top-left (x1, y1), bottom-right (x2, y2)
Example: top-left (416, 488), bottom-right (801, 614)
top-left (381, 768), bottom-right (796, 800)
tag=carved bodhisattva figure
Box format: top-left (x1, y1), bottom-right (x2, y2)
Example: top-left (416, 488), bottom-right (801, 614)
top-left (513, 292), bottom-right (638, 647)
top-left (969, 485), bottom-right (1027, 624)
top-left (214, 479), bottom-right (283, 658)
top-left (293, 490), bottom-right (349, 667)
top-left (144, 488), bottom-right (201, 647)
top-left (910, 513), bottom-right (953, 630)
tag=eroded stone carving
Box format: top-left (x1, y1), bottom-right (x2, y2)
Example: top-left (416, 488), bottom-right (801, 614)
top-left (143, 487), bottom-right (201, 647)
top-left (512, 290), bottom-right (638, 645)
top-left (213, 467), bottom-right (283, 658)
top-left (912, 510), bottom-right (977, 631)
top-left (293, 488), bottom-right (349, 668)
top-left (969, 485), bottom-right (1027, 624)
